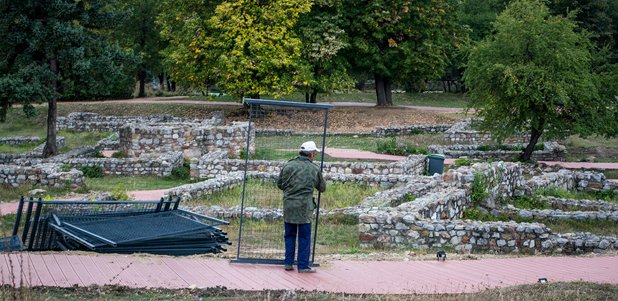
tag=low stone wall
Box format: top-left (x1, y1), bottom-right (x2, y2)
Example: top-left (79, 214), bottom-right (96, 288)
top-left (57, 112), bottom-right (224, 132)
top-left (443, 162), bottom-right (526, 209)
top-left (372, 125), bottom-right (452, 137)
top-left (358, 217), bottom-right (617, 254)
top-left (428, 142), bottom-right (566, 161)
top-left (444, 118), bottom-right (529, 144)
top-left (193, 154), bottom-right (426, 180)
top-left (543, 196), bottom-right (618, 212)
top-left (166, 172), bottom-right (245, 201)
top-left (0, 136), bottom-right (41, 145)
top-left (0, 163), bottom-right (84, 188)
top-left (119, 122), bottom-right (251, 159)
top-left (0, 137), bottom-right (66, 164)
top-left (397, 187), bottom-right (469, 221)
top-left (501, 205), bottom-right (618, 222)
top-left (58, 152), bottom-right (183, 177)
top-left (527, 169), bottom-right (614, 193)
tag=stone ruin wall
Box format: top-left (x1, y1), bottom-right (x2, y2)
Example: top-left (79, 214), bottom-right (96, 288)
top-left (357, 162), bottom-right (618, 254)
top-left (57, 112), bottom-right (224, 132)
top-left (119, 122), bottom-right (252, 159)
top-left (0, 163), bottom-right (84, 188)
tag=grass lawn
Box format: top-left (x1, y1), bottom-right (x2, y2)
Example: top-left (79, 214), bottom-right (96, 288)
top-left (5, 281), bottom-right (616, 300)
top-left (0, 107), bottom-right (111, 153)
top-left (85, 176), bottom-right (198, 192)
top-left (562, 135), bottom-right (618, 163)
top-left (180, 91), bottom-right (470, 108)
top-left (0, 185), bottom-right (76, 203)
top-left (542, 219), bottom-right (618, 237)
top-left (187, 180), bottom-right (381, 210)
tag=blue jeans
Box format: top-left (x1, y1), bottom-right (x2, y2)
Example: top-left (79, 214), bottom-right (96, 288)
top-left (284, 222), bottom-right (311, 269)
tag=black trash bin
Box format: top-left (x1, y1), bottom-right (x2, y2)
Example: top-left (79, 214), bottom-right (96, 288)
top-left (427, 154), bottom-right (445, 175)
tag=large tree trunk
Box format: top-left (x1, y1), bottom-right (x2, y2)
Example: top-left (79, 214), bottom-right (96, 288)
top-left (43, 58), bottom-right (58, 158)
top-left (309, 90), bottom-right (317, 103)
top-left (0, 97), bottom-right (8, 123)
top-left (138, 69), bottom-right (146, 97)
top-left (521, 121), bottom-right (545, 161)
top-left (375, 74), bottom-right (393, 106)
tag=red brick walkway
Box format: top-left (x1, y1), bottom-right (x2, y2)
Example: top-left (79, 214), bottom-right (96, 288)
top-left (1, 253), bottom-right (617, 293)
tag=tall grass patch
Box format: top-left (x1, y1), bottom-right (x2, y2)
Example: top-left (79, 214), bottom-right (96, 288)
top-left (188, 180), bottom-right (381, 209)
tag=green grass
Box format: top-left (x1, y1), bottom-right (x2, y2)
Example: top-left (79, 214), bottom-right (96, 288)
top-left (543, 219), bottom-right (618, 237)
top-left (85, 176), bottom-right (198, 192)
top-left (180, 91), bottom-right (470, 108)
top-left (535, 187), bottom-right (618, 203)
top-left (603, 170), bottom-right (618, 179)
top-left (0, 185), bottom-right (77, 203)
top-left (5, 281), bottom-right (617, 300)
top-left (188, 180), bottom-right (381, 210)
top-left (224, 217), bottom-right (360, 256)
top-left (564, 135), bottom-right (618, 148)
top-left (0, 107), bottom-right (110, 153)
top-left (0, 142), bottom-right (40, 153)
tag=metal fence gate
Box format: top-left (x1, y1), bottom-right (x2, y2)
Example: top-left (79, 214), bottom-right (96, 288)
top-left (233, 98), bottom-right (333, 265)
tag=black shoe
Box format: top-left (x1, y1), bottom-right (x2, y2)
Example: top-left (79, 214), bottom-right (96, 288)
top-left (284, 265), bottom-right (294, 271)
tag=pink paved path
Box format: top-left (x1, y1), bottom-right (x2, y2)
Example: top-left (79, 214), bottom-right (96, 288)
top-left (1, 253), bottom-right (617, 293)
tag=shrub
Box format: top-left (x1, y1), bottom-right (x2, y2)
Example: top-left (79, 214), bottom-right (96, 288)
top-left (376, 138), bottom-right (402, 155)
top-left (510, 195), bottom-right (551, 210)
top-left (60, 164), bottom-right (71, 172)
top-left (377, 138), bottom-right (428, 155)
top-left (111, 183), bottom-right (130, 201)
top-left (402, 193), bottom-right (416, 203)
top-left (111, 151), bottom-right (127, 158)
top-left (170, 159), bottom-right (190, 180)
top-left (471, 173), bottom-right (488, 207)
top-left (80, 166), bottom-right (104, 178)
top-left (454, 158), bottom-right (472, 166)
top-left (93, 151), bottom-right (105, 158)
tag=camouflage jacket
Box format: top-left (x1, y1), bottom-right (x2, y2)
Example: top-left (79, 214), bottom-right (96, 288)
top-left (277, 156), bottom-right (326, 224)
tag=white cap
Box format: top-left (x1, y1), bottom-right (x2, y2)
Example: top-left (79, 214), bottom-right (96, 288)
top-left (300, 141), bottom-right (320, 152)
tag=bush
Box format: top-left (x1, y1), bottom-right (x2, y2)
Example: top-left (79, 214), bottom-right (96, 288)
top-left (376, 138), bottom-right (428, 155)
top-left (170, 160), bottom-right (190, 180)
top-left (111, 183), bottom-right (130, 201)
top-left (93, 151), bottom-right (105, 158)
top-left (376, 138), bottom-right (401, 155)
top-left (80, 166), bottom-right (104, 178)
top-left (60, 164), bottom-right (71, 172)
top-left (454, 158), bottom-right (472, 166)
top-left (510, 195), bottom-right (551, 210)
top-left (471, 173), bottom-right (488, 207)
top-left (111, 151), bottom-right (127, 158)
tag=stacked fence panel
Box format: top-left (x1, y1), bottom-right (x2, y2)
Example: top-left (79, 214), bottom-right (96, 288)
top-left (10, 197), bottom-right (230, 256)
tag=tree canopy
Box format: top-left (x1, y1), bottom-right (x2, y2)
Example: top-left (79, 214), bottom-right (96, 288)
top-left (0, 0), bottom-right (138, 156)
top-left (463, 0), bottom-right (614, 161)
top-left (341, 0), bottom-right (461, 106)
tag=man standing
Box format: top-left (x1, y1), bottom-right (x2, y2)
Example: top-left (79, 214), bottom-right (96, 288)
top-left (277, 141), bottom-right (326, 273)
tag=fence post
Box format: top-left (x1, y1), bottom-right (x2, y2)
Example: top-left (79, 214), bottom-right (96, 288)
top-left (156, 197), bottom-right (164, 212)
top-left (21, 197), bottom-right (35, 244)
top-left (27, 197), bottom-right (44, 250)
top-left (12, 196), bottom-right (25, 236)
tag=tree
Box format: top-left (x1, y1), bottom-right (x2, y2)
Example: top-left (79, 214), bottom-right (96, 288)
top-left (295, 0), bottom-right (352, 103)
top-left (0, 0), bottom-right (137, 157)
top-left (157, 0), bottom-right (221, 92)
top-left (463, 0), bottom-right (611, 161)
top-left (114, 0), bottom-right (166, 98)
top-left (458, 0), bottom-right (510, 41)
top-left (341, 0), bottom-right (459, 106)
top-left (158, 0), bottom-right (311, 99)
